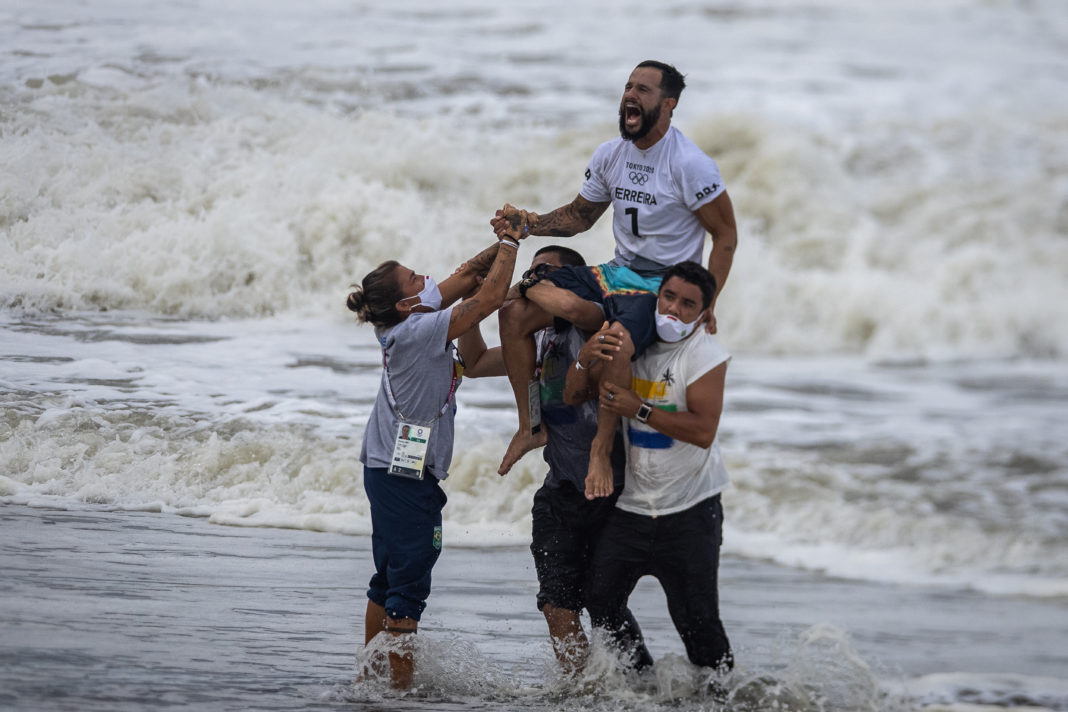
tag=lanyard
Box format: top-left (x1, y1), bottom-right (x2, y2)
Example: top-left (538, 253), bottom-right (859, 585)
top-left (381, 345), bottom-right (459, 425)
top-left (533, 330), bottom-right (556, 379)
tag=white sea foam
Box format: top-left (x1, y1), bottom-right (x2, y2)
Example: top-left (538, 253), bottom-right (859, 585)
top-left (3, 314), bottom-right (1067, 600)
top-left (4, 0), bottom-right (1068, 357)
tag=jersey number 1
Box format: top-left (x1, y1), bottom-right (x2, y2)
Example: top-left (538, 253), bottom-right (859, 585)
top-left (625, 207), bottom-right (641, 238)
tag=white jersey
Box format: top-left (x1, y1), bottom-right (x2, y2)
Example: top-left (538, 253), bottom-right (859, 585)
top-left (580, 126), bottom-right (725, 273)
top-left (617, 331), bottom-right (731, 517)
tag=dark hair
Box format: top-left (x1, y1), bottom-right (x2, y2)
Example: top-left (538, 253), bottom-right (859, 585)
top-left (346, 260), bottom-right (404, 328)
top-left (659, 260), bottom-right (716, 310)
top-left (534, 245), bottom-right (586, 268)
top-left (636, 60), bottom-right (686, 102)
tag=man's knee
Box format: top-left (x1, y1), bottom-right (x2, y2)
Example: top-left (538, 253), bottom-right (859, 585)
top-left (499, 296), bottom-right (549, 337)
top-left (608, 322), bottom-right (635, 359)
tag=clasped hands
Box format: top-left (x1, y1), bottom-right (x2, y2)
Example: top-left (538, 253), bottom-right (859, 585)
top-left (491, 204), bottom-right (539, 240)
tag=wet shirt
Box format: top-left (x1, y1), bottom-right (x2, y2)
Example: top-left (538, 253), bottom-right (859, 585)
top-left (617, 331), bottom-right (731, 516)
top-left (580, 126), bottom-right (725, 274)
top-left (538, 326), bottom-right (625, 492)
top-left (360, 309), bottom-right (461, 481)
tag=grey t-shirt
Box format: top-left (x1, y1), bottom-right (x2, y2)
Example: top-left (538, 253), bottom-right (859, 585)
top-left (538, 326), bottom-right (625, 492)
top-left (359, 309), bottom-right (460, 481)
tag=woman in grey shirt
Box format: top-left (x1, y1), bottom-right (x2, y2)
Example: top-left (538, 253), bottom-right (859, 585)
top-left (345, 212), bottom-right (531, 689)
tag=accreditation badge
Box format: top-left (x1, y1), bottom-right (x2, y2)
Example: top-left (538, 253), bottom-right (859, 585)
top-left (527, 379), bottom-right (542, 436)
top-left (389, 421), bottom-right (431, 479)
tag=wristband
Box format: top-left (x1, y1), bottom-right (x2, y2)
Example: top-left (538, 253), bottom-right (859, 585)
top-left (574, 359), bottom-right (587, 371)
top-left (499, 238), bottom-right (519, 249)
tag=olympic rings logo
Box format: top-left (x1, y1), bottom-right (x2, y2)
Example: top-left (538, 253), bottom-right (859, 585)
top-left (629, 171), bottom-right (649, 185)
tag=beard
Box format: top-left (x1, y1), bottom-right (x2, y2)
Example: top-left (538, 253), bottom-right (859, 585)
top-left (618, 101), bottom-right (661, 142)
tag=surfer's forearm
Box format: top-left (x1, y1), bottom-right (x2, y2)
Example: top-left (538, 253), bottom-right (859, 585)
top-left (531, 195), bottom-right (609, 237)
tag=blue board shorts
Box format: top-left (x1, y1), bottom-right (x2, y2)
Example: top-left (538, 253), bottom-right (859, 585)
top-left (363, 465), bottom-right (447, 622)
top-left (543, 263), bottom-right (660, 357)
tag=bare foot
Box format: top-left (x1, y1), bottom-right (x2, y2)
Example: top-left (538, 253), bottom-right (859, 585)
top-left (498, 429), bottom-right (547, 475)
top-left (355, 649), bottom-right (389, 683)
top-left (584, 451), bottom-right (614, 499)
top-left (388, 649), bottom-right (414, 690)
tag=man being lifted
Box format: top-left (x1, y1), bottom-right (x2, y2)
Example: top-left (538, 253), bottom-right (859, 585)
top-left (491, 60), bottom-right (737, 498)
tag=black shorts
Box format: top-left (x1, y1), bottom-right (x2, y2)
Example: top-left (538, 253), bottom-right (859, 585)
top-left (543, 264), bottom-right (660, 357)
top-left (586, 495), bottom-right (733, 670)
top-left (529, 481), bottom-right (620, 613)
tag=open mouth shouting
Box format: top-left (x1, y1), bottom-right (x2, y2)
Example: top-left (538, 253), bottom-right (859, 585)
top-left (618, 99), bottom-right (660, 142)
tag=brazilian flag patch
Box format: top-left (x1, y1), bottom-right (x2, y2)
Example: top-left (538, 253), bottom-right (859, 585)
top-left (432, 526), bottom-right (442, 551)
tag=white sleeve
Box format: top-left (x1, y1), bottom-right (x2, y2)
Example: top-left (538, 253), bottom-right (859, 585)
top-left (579, 141), bottom-right (613, 203)
top-left (683, 335), bottom-right (731, 386)
top-left (678, 151), bottom-right (726, 213)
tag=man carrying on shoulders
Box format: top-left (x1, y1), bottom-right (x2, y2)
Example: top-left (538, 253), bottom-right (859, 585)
top-left (564, 260), bottom-right (734, 677)
top-left (460, 246), bottom-right (653, 674)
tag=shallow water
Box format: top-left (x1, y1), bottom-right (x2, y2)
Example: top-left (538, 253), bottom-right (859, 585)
top-left (3, 504), bottom-right (1067, 711)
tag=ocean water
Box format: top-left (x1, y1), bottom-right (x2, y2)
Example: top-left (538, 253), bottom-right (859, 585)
top-left (3, 0), bottom-right (1068, 709)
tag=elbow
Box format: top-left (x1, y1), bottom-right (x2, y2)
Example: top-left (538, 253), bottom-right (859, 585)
top-left (462, 362), bottom-right (486, 379)
top-left (690, 429), bottom-right (718, 449)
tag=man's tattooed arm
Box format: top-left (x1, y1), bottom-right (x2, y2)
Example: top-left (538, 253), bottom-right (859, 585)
top-left (533, 195), bottom-right (610, 237)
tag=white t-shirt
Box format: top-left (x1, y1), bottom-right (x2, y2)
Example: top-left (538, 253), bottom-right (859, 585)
top-left (580, 126), bottom-right (726, 273)
top-left (616, 331), bottom-right (731, 517)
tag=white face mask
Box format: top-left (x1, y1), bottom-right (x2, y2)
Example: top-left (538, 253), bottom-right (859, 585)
top-left (402, 275), bottom-right (442, 312)
top-left (655, 311), bottom-right (698, 343)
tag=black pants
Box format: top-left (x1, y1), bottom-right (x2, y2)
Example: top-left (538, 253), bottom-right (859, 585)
top-left (530, 481), bottom-right (619, 612)
top-left (586, 495), bottom-right (733, 671)
top-left (530, 482), bottom-right (654, 668)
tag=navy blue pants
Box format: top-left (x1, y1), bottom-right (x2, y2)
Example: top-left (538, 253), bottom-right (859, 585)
top-left (363, 466), bottom-right (447, 622)
top-left (586, 495), bottom-right (733, 671)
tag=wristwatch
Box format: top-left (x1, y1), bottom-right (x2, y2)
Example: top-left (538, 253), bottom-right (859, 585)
top-left (635, 402), bottom-right (653, 424)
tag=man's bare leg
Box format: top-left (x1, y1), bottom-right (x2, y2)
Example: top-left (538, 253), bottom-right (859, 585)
top-left (497, 297), bottom-right (553, 475)
top-left (498, 281), bottom-right (606, 475)
top-left (542, 603), bottom-right (589, 674)
top-left (586, 324), bottom-right (634, 500)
